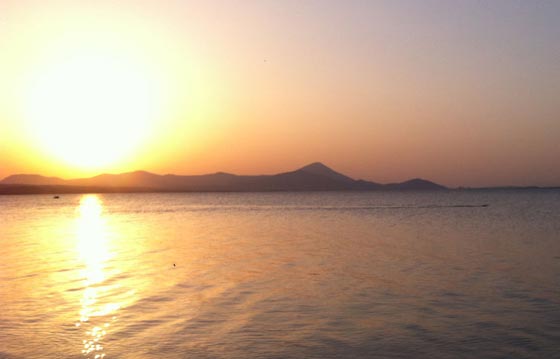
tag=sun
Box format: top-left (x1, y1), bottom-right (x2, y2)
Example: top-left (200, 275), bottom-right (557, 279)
top-left (22, 51), bottom-right (162, 169)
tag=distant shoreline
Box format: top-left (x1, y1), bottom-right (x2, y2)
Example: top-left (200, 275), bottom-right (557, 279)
top-left (0, 184), bottom-right (558, 196)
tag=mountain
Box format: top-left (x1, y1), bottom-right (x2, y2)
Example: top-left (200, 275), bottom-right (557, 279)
top-left (0, 162), bottom-right (447, 194)
top-left (297, 162), bottom-right (355, 183)
top-left (1, 174), bottom-right (66, 186)
top-left (384, 178), bottom-right (447, 191)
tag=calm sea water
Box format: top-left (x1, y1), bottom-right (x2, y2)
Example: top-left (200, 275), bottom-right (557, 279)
top-left (1, 191), bottom-right (560, 359)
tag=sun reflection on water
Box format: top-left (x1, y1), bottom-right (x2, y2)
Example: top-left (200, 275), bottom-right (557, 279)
top-left (75, 195), bottom-right (119, 359)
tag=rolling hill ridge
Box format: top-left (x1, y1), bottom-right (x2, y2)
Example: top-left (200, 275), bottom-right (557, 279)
top-left (0, 162), bottom-right (446, 194)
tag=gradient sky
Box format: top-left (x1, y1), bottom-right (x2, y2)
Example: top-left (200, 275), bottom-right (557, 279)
top-left (1, 0), bottom-right (559, 187)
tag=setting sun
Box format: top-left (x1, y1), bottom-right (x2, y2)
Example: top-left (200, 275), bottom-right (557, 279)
top-left (21, 51), bottom-right (163, 169)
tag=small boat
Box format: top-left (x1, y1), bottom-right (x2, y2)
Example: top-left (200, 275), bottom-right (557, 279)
top-left (53, 195), bottom-right (60, 199)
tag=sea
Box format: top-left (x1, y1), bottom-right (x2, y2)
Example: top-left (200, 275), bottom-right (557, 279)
top-left (1, 190), bottom-right (559, 359)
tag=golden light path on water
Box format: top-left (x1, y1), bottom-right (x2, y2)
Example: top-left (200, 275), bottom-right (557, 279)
top-left (75, 195), bottom-right (118, 359)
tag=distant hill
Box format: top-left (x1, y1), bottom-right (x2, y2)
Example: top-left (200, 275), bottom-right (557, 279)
top-left (2, 174), bottom-right (66, 186)
top-left (0, 162), bottom-right (447, 194)
top-left (384, 178), bottom-right (447, 191)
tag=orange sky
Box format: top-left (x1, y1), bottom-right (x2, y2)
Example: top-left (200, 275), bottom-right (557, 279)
top-left (1, 1), bottom-right (559, 187)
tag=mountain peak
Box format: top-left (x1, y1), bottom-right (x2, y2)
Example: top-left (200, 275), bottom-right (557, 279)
top-left (297, 162), bottom-right (354, 183)
top-left (300, 162), bottom-right (331, 171)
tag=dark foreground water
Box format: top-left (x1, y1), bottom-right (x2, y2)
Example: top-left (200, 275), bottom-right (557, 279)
top-left (1, 190), bottom-right (559, 358)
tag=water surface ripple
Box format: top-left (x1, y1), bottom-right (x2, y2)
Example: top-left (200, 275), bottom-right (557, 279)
top-left (1, 191), bottom-right (559, 358)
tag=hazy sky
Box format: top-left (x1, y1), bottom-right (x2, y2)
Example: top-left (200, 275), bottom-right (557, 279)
top-left (1, 0), bottom-right (559, 187)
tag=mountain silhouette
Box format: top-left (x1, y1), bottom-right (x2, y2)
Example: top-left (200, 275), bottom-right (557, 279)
top-left (297, 162), bottom-right (355, 183)
top-left (1, 174), bottom-right (66, 186)
top-left (0, 162), bottom-right (447, 194)
top-left (384, 178), bottom-right (447, 191)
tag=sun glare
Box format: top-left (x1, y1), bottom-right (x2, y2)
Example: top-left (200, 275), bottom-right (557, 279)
top-left (22, 52), bottom-right (163, 169)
